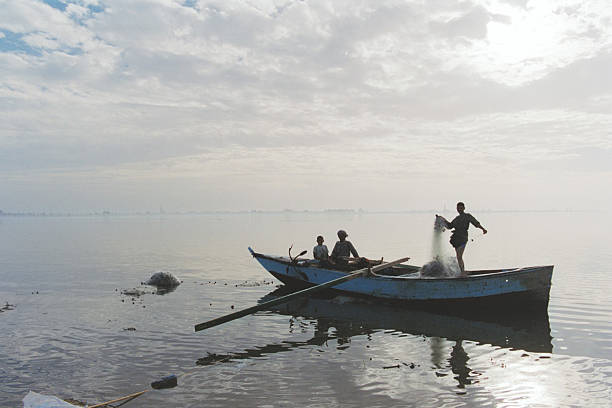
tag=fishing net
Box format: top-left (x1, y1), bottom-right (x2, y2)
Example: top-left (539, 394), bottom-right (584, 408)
top-left (23, 391), bottom-right (79, 408)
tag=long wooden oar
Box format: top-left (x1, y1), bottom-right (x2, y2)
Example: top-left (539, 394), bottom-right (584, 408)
top-left (194, 257), bottom-right (409, 332)
top-left (87, 391), bottom-right (147, 408)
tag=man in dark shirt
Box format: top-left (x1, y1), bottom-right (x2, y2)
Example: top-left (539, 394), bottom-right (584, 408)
top-left (330, 230), bottom-right (359, 265)
top-left (436, 202), bottom-right (487, 277)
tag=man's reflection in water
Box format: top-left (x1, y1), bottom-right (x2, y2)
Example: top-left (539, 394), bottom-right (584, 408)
top-left (313, 318), bottom-right (331, 346)
top-left (311, 318), bottom-right (359, 348)
top-left (430, 338), bottom-right (473, 388)
top-left (449, 340), bottom-right (471, 388)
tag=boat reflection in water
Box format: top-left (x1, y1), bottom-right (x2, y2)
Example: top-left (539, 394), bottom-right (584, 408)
top-left (266, 286), bottom-right (552, 352)
top-left (197, 287), bottom-right (552, 387)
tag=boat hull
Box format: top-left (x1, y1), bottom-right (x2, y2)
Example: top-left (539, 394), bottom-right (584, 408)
top-left (250, 249), bottom-right (552, 308)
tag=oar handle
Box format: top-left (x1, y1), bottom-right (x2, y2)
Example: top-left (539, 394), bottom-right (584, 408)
top-left (195, 270), bottom-right (367, 331)
top-left (87, 390), bottom-right (148, 408)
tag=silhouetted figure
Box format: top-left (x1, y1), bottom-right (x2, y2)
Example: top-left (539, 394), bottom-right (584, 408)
top-left (437, 202), bottom-right (487, 276)
top-left (449, 340), bottom-right (472, 388)
top-left (313, 235), bottom-right (329, 261)
top-left (330, 230), bottom-right (359, 267)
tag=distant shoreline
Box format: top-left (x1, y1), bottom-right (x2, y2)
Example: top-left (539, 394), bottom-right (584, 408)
top-left (0, 208), bottom-right (603, 217)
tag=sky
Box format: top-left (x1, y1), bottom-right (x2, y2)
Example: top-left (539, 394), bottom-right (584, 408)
top-left (1, 0), bottom-right (611, 213)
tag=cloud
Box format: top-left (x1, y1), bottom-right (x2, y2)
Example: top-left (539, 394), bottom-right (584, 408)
top-left (0, 0), bottom-right (610, 211)
top-left (429, 5), bottom-right (496, 40)
top-left (522, 49), bottom-right (612, 108)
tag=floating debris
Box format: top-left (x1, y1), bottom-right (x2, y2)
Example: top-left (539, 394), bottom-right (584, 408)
top-left (63, 398), bottom-right (87, 407)
top-left (0, 302), bottom-right (15, 313)
top-left (196, 352), bottom-right (233, 366)
top-left (235, 280), bottom-right (277, 287)
top-left (121, 288), bottom-right (146, 297)
top-left (119, 288), bottom-right (151, 305)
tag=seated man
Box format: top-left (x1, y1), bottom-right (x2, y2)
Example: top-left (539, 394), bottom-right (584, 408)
top-left (313, 235), bottom-right (329, 261)
top-left (330, 230), bottom-right (359, 265)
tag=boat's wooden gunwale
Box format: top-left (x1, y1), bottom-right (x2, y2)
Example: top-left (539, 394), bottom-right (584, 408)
top-left (251, 251), bottom-right (550, 282)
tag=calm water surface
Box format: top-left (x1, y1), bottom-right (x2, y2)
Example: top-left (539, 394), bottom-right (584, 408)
top-left (1, 212), bottom-right (611, 407)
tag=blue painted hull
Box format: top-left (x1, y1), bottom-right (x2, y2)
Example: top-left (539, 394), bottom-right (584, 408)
top-left (250, 250), bottom-right (553, 305)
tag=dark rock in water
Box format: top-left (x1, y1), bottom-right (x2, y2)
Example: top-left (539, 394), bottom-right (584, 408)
top-left (151, 374), bottom-right (178, 389)
top-left (145, 271), bottom-right (181, 288)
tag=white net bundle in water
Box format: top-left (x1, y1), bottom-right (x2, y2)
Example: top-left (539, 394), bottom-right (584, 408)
top-left (23, 391), bottom-right (79, 408)
top-left (145, 271), bottom-right (181, 288)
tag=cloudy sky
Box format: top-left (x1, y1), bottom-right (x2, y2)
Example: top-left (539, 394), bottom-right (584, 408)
top-left (1, 0), bottom-right (611, 212)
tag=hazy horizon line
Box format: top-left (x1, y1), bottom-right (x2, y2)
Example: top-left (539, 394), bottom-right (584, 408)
top-left (0, 208), bottom-right (604, 217)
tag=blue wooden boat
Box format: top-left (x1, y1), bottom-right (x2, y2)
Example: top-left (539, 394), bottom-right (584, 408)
top-left (248, 248), bottom-right (553, 307)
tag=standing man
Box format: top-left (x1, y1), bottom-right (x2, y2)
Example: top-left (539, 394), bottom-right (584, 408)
top-left (436, 202), bottom-right (487, 277)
